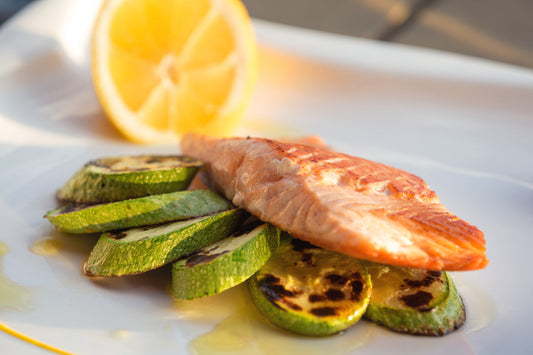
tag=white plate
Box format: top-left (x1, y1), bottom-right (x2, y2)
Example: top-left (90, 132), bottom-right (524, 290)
top-left (1, 0), bottom-right (532, 354)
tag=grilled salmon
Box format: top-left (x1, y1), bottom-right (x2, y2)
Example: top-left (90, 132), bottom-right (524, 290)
top-left (181, 134), bottom-right (487, 271)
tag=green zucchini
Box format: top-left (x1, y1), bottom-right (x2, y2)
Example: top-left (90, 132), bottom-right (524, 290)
top-left (45, 190), bottom-right (233, 234)
top-left (56, 155), bottom-right (202, 203)
top-left (363, 262), bottom-right (465, 336)
top-left (249, 235), bottom-right (372, 336)
top-left (83, 209), bottom-right (246, 277)
top-left (172, 222), bottom-right (280, 300)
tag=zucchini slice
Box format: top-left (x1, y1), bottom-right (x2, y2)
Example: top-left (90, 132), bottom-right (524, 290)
top-left (83, 209), bottom-right (246, 277)
top-left (45, 190), bottom-right (233, 234)
top-left (249, 235), bottom-right (372, 336)
top-left (56, 155), bottom-right (202, 203)
top-left (363, 262), bottom-right (465, 336)
top-left (172, 222), bottom-right (280, 300)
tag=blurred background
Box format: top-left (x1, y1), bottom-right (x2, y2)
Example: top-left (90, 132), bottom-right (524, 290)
top-left (1, 0), bottom-right (532, 69)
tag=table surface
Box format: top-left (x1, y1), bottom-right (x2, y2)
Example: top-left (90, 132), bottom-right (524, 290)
top-left (1, 0), bottom-right (533, 70)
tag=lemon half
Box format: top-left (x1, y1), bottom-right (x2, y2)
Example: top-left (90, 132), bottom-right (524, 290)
top-left (92, 0), bottom-right (258, 143)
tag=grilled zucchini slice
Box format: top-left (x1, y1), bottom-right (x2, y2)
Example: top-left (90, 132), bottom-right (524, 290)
top-left (172, 222), bottom-right (280, 300)
top-left (56, 155), bottom-right (202, 203)
top-left (45, 190), bottom-right (233, 234)
top-left (83, 209), bottom-right (245, 277)
top-left (363, 262), bottom-right (465, 336)
top-left (249, 235), bottom-right (371, 336)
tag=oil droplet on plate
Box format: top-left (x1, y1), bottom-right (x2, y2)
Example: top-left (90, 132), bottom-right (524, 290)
top-left (0, 241), bottom-right (32, 310)
top-left (187, 284), bottom-right (376, 355)
top-left (0, 242), bottom-right (72, 354)
top-left (0, 242), bottom-right (8, 257)
top-left (110, 329), bottom-right (130, 339)
top-left (173, 284), bottom-right (245, 322)
top-left (30, 237), bottom-right (62, 257)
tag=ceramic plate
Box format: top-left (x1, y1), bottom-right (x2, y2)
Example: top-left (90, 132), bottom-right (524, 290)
top-left (1, 0), bottom-right (532, 354)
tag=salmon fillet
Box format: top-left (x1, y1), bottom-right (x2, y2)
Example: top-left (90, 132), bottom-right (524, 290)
top-left (181, 134), bottom-right (488, 271)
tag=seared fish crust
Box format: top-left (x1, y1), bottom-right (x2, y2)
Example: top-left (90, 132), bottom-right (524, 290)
top-left (181, 134), bottom-right (487, 271)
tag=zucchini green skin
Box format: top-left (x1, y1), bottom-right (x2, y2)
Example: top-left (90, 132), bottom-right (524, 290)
top-left (249, 235), bottom-right (372, 336)
top-left (172, 223), bottom-right (280, 300)
top-left (45, 190), bottom-right (233, 234)
top-left (83, 209), bottom-right (246, 277)
top-left (56, 155), bottom-right (202, 204)
top-left (364, 269), bottom-right (465, 336)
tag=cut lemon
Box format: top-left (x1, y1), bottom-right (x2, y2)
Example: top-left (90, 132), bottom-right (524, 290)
top-left (92, 0), bottom-right (258, 143)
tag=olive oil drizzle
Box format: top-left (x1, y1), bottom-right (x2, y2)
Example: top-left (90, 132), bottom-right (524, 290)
top-left (0, 243), bottom-right (30, 310)
top-left (30, 237), bottom-right (62, 256)
top-left (186, 284), bottom-right (375, 355)
top-left (0, 322), bottom-right (74, 355)
top-left (0, 241), bottom-right (72, 355)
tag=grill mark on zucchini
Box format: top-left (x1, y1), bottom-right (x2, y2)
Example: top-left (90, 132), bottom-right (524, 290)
top-left (184, 249), bottom-right (230, 268)
top-left (56, 203), bottom-right (92, 214)
top-left (258, 274), bottom-right (303, 311)
top-left (325, 289), bottom-right (345, 301)
top-left (290, 238), bottom-right (320, 252)
top-left (46, 190), bottom-right (233, 234)
top-left (398, 270), bottom-right (443, 310)
top-left (113, 231), bottom-right (128, 240)
top-left (400, 291), bottom-right (434, 311)
top-left (233, 219), bottom-right (264, 236)
top-left (181, 220), bottom-right (265, 268)
top-left (89, 156), bottom-right (200, 172)
top-left (309, 294), bottom-right (326, 303)
top-left (310, 307), bottom-right (337, 317)
top-left (171, 223), bottom-right (280, 300)
top-left (83, 209), bottom-right (245, 277)
top-left (249, 236), bottom-right (371, 336)
top-left (364, 262), bottom-right (465, 336)
top-left (325, 274), bottom-right (349, 285)
top-left (349, 276), bottom-right (365, 302)
top-left (57, 155), bottom-right (202, 203)
top-left (404, 271), bottom-right (442, 288)
top-left (291, 239), bottom-right (319, 266)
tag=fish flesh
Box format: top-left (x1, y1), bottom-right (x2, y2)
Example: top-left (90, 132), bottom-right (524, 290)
top-left (182, 134), bottom-right (487, 271)
top-left (181, 134), bottom-right (487, 271)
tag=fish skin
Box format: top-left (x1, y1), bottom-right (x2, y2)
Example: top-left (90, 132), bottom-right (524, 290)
top-left (181, 134), bottom-right (488, 271)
